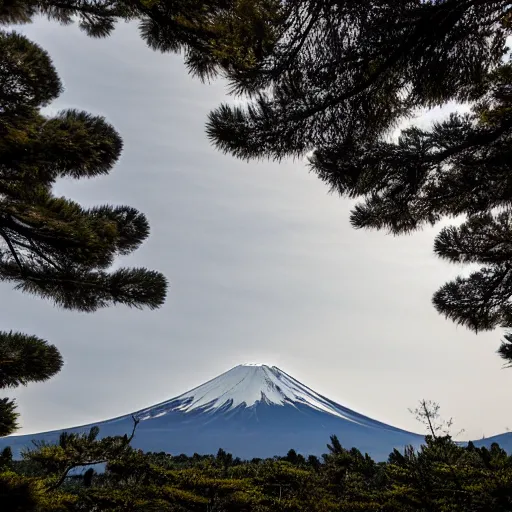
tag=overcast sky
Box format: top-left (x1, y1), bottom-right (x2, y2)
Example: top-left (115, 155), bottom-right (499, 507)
top-left (5, 18), bottom-right (510, 441)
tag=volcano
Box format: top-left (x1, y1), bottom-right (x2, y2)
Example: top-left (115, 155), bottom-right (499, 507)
top-left (2, 364), bottom-right (428, 461)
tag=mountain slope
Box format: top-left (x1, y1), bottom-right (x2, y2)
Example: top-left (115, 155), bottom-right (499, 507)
top-left (3, 363), bottom-right (510, 460)
top-left (1, 364), bottom-right (427, 461)
top-left (137, 363), bottom-right (414, 431)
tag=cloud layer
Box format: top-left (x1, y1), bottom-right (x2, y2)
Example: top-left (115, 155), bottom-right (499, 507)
top-left (5, 19), bottom-right (509, 441)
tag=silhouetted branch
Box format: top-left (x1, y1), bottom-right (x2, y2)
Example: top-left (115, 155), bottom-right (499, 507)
top-left (45, 415), bottom-right (140, 492)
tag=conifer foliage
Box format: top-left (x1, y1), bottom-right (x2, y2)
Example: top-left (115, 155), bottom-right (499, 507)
top-left (203, 0), bottom-right (512, 363)
top-left (0, 332), bottom-right (62, 436)
top-left (0, 27), bottom-right (167, 439)
top-left (0, 0), bottom-right (283, 80)
top-left (5, 430), bottom-right (512, 512)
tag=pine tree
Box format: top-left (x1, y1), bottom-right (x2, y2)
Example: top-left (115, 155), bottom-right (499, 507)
top-left (0, 421), bottom-right (141, 511)
top-left (24, 420), bottom-right (139, 491)
top-left (0, 0), bottom-right (283, 80)
top-left (0, 28), bottom-right (167, 438)
top-left (6, 434), bottom-right (512, 512)
top-left (203, 1), bottom-right (512, 364)
top-left (0, 332), bottom-right (62, 437)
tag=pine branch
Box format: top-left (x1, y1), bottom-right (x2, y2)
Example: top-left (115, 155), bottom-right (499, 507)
top-left (0, 331), bottom-right (62, 388)
top-left (45, 415), bottom-right (140, 492)
top-left (0, 227), bottom-right (24, 276)
top-left (286, 0), bottom-right (478, 123)
top-left (1, 214), bottom-right (81, 248)
top-left (9, 238), bottom-right (63, 272)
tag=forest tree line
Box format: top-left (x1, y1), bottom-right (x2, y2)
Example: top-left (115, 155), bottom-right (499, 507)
top-left (2, 425), bottom-right (512, 511)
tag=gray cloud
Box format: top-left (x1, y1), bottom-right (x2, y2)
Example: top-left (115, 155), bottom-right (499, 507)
top-left (5, 19), bottom-right (509, 441)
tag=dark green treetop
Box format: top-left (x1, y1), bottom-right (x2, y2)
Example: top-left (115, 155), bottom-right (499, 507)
top-left (205, 0), bottom-right (512, 364)
top-left (0, 0), bottom-right (284, 80)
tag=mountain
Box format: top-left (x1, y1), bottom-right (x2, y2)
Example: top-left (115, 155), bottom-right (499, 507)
top-left (3, 363), bottom-right (510, 461)
top-left (471, 432), bottom-right (512, 452)
top-left (1, 363), bottom-right (430, 461)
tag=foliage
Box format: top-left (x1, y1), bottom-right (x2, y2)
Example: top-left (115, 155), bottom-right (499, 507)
top-left (0, 0), bottom-right (284, 80)
top-left (0, 13), bottom-right (167, 512)
top-left (0, 25), bottom-right (167, 437)
top-left (0, 421), bottom-right (141, 512)
top-left (2, 429), bottom-right (512, 511)
top-left (202, 0), bottom-right (512, 364)
top-left (0, 330), bottom-right (63, 436)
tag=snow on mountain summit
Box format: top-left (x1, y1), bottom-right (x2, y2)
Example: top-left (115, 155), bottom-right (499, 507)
top-left (135, 364), bottom-right (381, 426)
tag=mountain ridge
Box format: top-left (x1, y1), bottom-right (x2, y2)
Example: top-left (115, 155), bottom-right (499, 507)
top-left (2, 363), bottom-right (511, 461)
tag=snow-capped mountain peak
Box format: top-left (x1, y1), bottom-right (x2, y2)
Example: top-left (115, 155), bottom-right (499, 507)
top-left (173, 364), bottom-right (290, 412)
top-left (0, 362), bottom-right (432, 462)
top-left (135, 364), bottom-right (381, 426)
top-left (3, 362), bottom-right (508, 462)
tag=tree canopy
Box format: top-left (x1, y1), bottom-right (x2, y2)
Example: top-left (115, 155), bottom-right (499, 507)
top-left (0, 27), bottom-right (167, 438)
top-left (4, 427), bottom-right (512, 511)
top-left (0, 0), bottom-right (283, 80)
top-left (203, 0), bottom-right (512, 364)
top-left (6, 1), bottom-right (512, 365)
